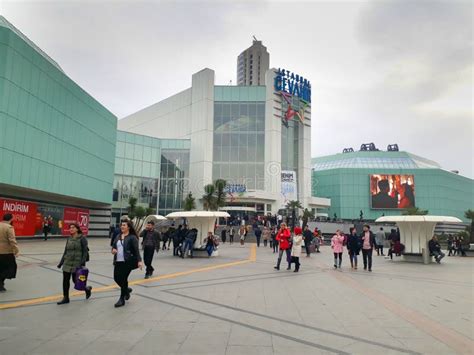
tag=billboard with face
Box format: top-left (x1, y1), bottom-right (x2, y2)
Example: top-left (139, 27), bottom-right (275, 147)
top-left (370, 174), bottom-right (415, 209)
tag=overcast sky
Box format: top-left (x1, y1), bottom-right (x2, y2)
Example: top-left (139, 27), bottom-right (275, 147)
top-left (2, 0), bottom-right (472, 177)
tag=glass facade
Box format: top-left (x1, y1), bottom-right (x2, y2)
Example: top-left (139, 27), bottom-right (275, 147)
top-left (159, 149), bottom-right (190, 216)
top-left (311, 153), bottom-right (473, 222)
top-left (113, 131), bottom-right (190, 217)
top-left (212, 101), bottom-right (265, 190)
top-left (0, 21), bottom-right (117, 204)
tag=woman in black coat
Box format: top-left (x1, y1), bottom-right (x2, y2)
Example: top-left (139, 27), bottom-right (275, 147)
top-left (346, 227), bottom-right (361, 270)
top-left (111, 220), bottom-right (143, 308)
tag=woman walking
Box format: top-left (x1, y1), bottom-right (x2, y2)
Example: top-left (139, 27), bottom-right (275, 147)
top-left (239, 226), bottom-right (246, 246)
top-left (274, 223), bottom-right (291, 270)
top-left (56, 223), bottom-right (92, 305)
top-left (262, 226), bottom-right (270, 247)
top-left (290, 227), bottom-right (303, 272)
top-left (331, 230), bottom-right (345, 269)
top-left (347, 227), bottom-right (360, 270)
top-left (271, 227), bottom-right (278, 253)
top-left (111, 220), bottom-right (143, 308)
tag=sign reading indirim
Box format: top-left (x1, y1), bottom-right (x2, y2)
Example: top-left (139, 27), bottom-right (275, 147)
top-left (274, 69), bottom-right (311, 103)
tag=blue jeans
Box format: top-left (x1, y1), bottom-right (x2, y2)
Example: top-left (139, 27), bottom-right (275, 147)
top-left (206, 244), bottom-right (214, 256)
top-left (182, 239), bottom-right (194, 257)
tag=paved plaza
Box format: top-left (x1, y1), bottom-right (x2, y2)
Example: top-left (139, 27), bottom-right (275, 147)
top-left (0, 239), bottom-right (473, 355)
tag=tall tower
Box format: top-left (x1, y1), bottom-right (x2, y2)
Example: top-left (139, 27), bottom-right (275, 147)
top-left (237, 37), bottom-right (270, 86)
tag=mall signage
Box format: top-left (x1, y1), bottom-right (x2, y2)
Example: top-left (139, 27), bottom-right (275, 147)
top-left (274, 69), bottom-right (311, 103)
top-left (224, 184), bottom-right (247, 194)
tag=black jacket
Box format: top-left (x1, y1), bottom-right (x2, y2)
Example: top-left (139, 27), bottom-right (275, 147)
top-left (303, 230), bottom-right (313, 243)
top-left (112, 234), bottom-right (142, 267)
top-left (140, 229), bottom-right (160, 249)
top-left (347, 234), bottom-right (361, 253)
top-left (428, 240), bottom-right (441, 253)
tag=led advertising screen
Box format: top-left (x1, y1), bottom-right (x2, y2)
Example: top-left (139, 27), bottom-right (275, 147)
top-left (370, 174), bottom-right (415, 209)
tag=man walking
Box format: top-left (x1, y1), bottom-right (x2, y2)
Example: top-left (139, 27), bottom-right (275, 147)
top-left (375, 227), bottom-right (385, 256)
top-left (140, 221), bottom-right (160, 279)
top-left (0, 214), bottom-right (19, 292)
top-left (303, 225), bottom-right (313, 257)
top-left (254, 226), bottom-right (262, 247)
top-left (361, 224), bottom-right (375, 272)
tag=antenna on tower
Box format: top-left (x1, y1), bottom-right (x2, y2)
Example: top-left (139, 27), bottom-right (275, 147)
top-left (253, 35), bottom-right (258, 42)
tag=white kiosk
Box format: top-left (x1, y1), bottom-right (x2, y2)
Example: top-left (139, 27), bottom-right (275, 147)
top-left (165, 211), bottom-right (230, 246)
top-left (375, 215), bottom-right (462, 264)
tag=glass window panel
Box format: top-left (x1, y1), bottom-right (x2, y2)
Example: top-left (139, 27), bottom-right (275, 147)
top-left (132, 160), bottom-right (142, 176)
top-left (239, 133), bottom-right (247, 147)
top-left (115, 158), bottom-right (124, 174)
top-left (143, 146), bottom-right (152, 161)
top-left (124, 143), bottom-right (134, 159)
top-left (116, 141), bottom-right (125, 158)
top-left (231, 133), bottom-right (239, 147)
top-left (213, 163), bottom-right (220, 179)
top-left (220, 164), bottom-right (230, 179)
top-left (239, 146), bottom-right (248, 161)
top-left (222, 103), bottom-right (231, 118)
top-left (215, 103), bottom-right (222, 117)
top-left (231, 103), bottom-right (239, 118)
top-left (134, 145), bottom-right (143, 161)
top-left (124, 159), bottom-right (133, 175)
top-left (249, 103), bottom-right (256, 117)
top-left (240, 103), bottom-right (248, 116)
top-left (221, 146), bottom-right (230, 161)
top-left (257, 102), bottom-right (265, 117)
top-left (214, 133), bottom-right (221, 147)
top-left (221, 133), bottom-right (230, 147)
top-left (229, 164), bottom-right (239, 179)
top-left (142, 162), bottom-right (151, 178)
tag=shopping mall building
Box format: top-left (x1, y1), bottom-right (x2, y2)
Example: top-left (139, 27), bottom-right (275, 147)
top-left (0, 17), bottom-right (330, 237)
top-left (0, 17), bottom-right (471, 237)
top-left (312, 148), bottom-right (473, 223)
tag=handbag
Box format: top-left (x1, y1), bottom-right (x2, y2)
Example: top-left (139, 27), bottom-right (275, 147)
top-left (74, 267), bottom-right (89, 291)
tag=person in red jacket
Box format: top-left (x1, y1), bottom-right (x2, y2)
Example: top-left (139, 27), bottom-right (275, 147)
top-left (274, 223), bottom-right (292, 270)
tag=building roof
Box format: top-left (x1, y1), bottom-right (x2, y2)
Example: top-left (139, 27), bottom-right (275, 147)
top-left (0, 16), bottom-right (64, 73)
top-left (312, 151), bottom-right (441, 171)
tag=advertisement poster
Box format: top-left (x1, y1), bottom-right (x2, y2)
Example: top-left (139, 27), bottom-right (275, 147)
top-left (62, 207), bottom-right (90, 235)
top-left (0, 198), bottom-right (38, 237)
top-left (35, 204), bottom-right (64, 235)
top-left (370, 174), bottom-right (415, 209)
top-left (281, 170), bottom-right (298, 207)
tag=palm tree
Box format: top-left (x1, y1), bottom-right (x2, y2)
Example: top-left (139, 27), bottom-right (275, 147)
top-left (202, 184), bottom-right (216, 211)
top-left (402, 207), bottom-right (428, 216)
top-left (302, 208), bottom-right (314, 228)
top-left (183, 192), bottom-right (196, 211)
top-left (464, 209), bottom-right (474, 243)
top-left (214, 179), bottom-right (227, 210)
top-left (286, 200), bottom-right (303, 229)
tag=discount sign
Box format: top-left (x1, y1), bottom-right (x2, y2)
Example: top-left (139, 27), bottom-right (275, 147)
top-left (0, 198), bottom-right (38, 236)
top-left (62, 207), bottom-right (90, 235)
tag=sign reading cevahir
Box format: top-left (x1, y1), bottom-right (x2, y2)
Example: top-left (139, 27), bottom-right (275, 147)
top-left (274, 69), bottom-right (311, 103)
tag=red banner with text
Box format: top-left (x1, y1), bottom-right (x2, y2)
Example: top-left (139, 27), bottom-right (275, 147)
top-left (62, 207), bottom-right (90, 236)
top-left (0, 198), bottom-right (38, 236)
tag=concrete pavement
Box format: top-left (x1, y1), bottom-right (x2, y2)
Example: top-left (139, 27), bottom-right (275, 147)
top-left (0, 239), bottom-right (472, 354)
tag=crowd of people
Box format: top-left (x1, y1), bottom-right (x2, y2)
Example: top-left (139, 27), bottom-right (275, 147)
top-left (0, 212), bottom-right (469, 308)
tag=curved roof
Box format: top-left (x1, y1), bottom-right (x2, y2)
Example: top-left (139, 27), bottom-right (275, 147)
top-left (312, 151), bottom-right (441, 171)
top-left (0, 16), bottom-right (64, 73)
top-left (166, 211), bottom-right (230, 218)
top-left (376, 216), bottom-right (462, 223)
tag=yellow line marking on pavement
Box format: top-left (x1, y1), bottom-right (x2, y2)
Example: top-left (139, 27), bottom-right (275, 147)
top-left (323, 263), bottom-right (474, 354)
top-left (0, 245), bottom-right (257, 310)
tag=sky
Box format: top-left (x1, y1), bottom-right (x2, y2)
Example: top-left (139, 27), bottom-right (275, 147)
top-left (2, 0), bottom-right (473, 178)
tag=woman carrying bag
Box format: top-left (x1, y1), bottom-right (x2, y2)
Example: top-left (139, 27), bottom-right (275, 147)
top-left (111, 220), bottom-right (143, 308)
top-left (57, 223), bottom-right (91, 305)
top-left (290, 227), bottom-right (303, 272)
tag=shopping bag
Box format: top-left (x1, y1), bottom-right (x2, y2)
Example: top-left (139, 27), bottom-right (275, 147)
top-left (74, 267), bottom-right (89, 291)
